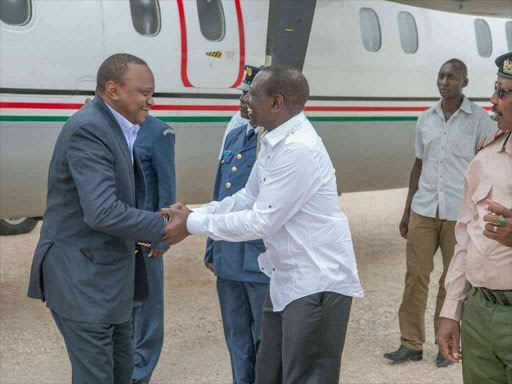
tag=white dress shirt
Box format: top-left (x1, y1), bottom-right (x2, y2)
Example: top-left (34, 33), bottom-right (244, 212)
top-left (412, 96), bottom-right (495, 221)
top-left (106, 104), bottom-right (140, 163)
top-left (188, 112), bottom-right (364, 311)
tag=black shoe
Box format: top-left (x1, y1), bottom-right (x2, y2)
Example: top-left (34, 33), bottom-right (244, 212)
top-left (132, 381), bottom-right (149, 384)
top-left (436, 351), bottom-right (454, 368)
top-left (384, 345), bottom-right (423, 362)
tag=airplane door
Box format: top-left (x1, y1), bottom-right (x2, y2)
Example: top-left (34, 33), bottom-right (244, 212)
top-left (177, 0), bottom-right (245, 88)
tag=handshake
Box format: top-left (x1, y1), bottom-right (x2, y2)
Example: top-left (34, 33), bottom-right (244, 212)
top-left (158, 202), bottom-right (193, 246)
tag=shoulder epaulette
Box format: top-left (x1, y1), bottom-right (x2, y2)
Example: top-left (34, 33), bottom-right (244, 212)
top-left (478, 130), bottom-right (505, 152)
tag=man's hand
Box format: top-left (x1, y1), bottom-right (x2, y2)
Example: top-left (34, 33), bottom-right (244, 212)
top-left (436, 318), bottom-right (461, 364)
top-left (483, 199), bottom-right (512, 247)
top-left (170, 202), bottom-right (191, 213)
top-left (148, 248), bottom-right (167, 258)
top-left (399, 212), bottom-right (410, 239)
top-left (161, 207), bottom-right (191, 246)
top-left (205, 263), bottom-right (214, 273)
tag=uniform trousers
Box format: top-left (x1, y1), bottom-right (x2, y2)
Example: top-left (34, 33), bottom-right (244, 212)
top-left (132, 248), bottom-right (164, 383)
top-left (217, 277), bottom-right (268, 384)
top-left (399, 210), bottom-right (456, 350)
top-left (51, 310), bottom-right (133, 384)
top-left (461, 287), bottom-right (512, 384)
top-left (255, 291), bottom-right (352, 384)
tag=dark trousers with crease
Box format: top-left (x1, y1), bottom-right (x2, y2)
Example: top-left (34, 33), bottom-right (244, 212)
top-left (255, 291), bottom-right (352, 384)
top-left (51, 310), bottom-right (134, 384)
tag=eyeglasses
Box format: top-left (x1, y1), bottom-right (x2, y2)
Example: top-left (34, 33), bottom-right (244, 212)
top-left (495, 82), bottom-right (512, 99)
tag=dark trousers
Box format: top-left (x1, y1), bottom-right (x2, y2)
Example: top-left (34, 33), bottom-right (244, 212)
top-left (132, 248), bottom-right (164, 382)
top-left (217, 277), bottom-right (269, 384)
top-left (255, 291), bottom-right (352, 384)
top-left (51, 310), bottom-right (134, 384)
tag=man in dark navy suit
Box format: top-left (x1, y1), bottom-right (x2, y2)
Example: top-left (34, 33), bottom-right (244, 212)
top-left (131, 115), bottom-right (176, 384)
top-left (27, 54), bottom-right (172, 384)
top-left (204, 65), bottom-right (269, 384)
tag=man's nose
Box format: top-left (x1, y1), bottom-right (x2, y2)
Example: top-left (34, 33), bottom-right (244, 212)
top-left (147, 96), bottom-right (155, 107)
top-left (490, 90), bottom-right (498, 105)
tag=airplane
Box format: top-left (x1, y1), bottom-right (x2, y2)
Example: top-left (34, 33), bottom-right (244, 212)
top-left (0, 0), bottom-right (510, 235)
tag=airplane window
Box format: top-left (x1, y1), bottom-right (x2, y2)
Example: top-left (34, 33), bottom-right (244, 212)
top-left (359, 8), bottom-right (381, 52)
top-left (474, 19), bottom-right (492, 58)
top-left (197, 0), bottom-right (226, 41)
top-left (506, 22), bottom-right (512, 52)
top-left (130, 0), bottom-right (161, 37)
top-left (0, 0), bottom-right (32, 26)
top-left (397, 12), bottom-right (418, 54)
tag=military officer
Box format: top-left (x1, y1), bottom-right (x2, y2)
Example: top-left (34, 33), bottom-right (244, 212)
top-left (437, 52), bottom-right (512, 383)
top-left (204, 65), bottom-right (270, 384)
top-left (132, 115), bottom-right (176, 384)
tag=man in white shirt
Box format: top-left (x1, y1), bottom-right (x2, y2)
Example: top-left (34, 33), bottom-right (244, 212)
top-left (162, 65), bottom-right (363, 384)
top-left (384, 59), bottom-right (495, 367)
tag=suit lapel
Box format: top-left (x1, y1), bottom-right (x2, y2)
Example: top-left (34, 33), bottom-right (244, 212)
top-left (92, 97), bottom-right (136, 201)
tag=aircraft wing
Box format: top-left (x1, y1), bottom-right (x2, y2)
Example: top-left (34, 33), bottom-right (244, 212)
top-left (387, 0), bottom-right (512, 18)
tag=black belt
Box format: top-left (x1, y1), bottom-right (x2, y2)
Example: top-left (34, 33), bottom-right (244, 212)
top-left (476, 287), bottom-right (512, 306)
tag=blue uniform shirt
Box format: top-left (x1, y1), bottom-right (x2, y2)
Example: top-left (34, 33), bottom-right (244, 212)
top-left (135, 115), bottom-right (176, 250)
top-left (204, 125), bottom-right (269, 283)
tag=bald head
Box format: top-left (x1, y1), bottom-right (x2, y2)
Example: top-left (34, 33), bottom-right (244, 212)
top-left (259, 65), bottom-right (310, 114)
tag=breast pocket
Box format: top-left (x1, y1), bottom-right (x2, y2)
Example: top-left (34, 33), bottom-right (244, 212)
top-left (451, 134), bottom-right (476, 161)
top-left (471, 182), bottom-right (493, 204)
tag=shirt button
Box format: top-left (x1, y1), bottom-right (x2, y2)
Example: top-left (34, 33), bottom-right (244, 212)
top-left (232, 166), bottom-right (237, 172)
top-left (268, 205), bottom-right (272, 209)
top-left (237, 154), bottom-right (242, 160)
top-left (226, 182), bottom-right (232, 189)
top-left (261, 267), bottom-right (264, 270)
top-left (272, 268), bottom-right (275, 271)
top-left (221, 160), bottom-right (225, 165)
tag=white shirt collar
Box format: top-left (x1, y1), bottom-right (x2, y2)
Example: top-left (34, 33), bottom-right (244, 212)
top-left (262, 111), bottom-right (306, 148)
top-left (433, 94), bottom-right (472, 117)
top-left (106, 103), bottom-right (140, 134)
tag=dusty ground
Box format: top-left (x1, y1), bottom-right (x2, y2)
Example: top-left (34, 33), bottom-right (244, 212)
top-left (0, 188), bottom-right (463, 384)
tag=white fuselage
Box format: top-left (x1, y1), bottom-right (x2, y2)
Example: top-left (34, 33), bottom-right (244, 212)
top-left (0, 0), bottom-right (508, 218)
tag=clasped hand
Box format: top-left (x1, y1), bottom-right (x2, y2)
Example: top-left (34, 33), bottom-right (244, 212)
top-left (159, 203), bottom-right (192, 246)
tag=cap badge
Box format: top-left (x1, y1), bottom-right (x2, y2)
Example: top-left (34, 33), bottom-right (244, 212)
top-left (246, 67), bottom-right (252, 77)
top-left (504, 59), bottom-right (512, 75)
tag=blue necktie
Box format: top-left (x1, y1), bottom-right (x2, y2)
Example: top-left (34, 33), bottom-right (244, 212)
top-left (246, 128), bottom-right (255, 144)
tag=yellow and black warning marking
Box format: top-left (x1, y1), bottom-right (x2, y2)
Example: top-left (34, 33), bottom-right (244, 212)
top-left (206, 51), bottom-right (222, 59)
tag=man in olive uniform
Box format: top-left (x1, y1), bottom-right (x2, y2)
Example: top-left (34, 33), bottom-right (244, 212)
top-left (204, 65), bottom-right (269, 384)
top-left (437, 52), bottom-right (512, 383)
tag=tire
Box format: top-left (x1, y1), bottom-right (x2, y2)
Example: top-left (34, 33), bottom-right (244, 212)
top-left (0, 217), bottom-right (38, 236)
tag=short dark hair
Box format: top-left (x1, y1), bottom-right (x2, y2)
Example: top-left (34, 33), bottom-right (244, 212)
top-left (441, 58), bottom-right (468, 78)
top-left (96, 53), bottom-right (148, 94)
top-left (259, 65), bottom-right (310, 114)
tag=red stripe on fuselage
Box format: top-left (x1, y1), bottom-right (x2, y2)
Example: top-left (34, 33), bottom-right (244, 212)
top-left (0, 102), bottom-right (493, 112)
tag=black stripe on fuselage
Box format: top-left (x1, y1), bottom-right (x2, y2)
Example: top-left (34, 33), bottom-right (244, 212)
top-left (0, 87), bottom-right (489, 102)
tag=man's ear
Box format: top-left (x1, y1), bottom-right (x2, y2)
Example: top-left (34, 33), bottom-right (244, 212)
top-left (272, 94), bottom-right (284, 112)
top-left (105, 81), bottom-right (121, 101)
top-left (462, 77), bottom-right (469, 88)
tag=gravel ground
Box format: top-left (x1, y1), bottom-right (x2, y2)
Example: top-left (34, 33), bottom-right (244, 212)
top-left (0, 188), bottom-right (463, 384)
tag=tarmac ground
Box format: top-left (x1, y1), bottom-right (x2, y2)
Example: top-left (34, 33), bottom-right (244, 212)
top-left (0, 188), bottom-right (463, 384)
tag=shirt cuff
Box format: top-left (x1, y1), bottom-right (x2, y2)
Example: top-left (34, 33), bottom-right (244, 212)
top-left (187, 212), bottom-right (206, 235)
top-left (439, 298), bottom-right (465, 321)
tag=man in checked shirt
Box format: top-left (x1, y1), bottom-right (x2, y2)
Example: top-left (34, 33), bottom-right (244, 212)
top-left (384, 58), bottom-right (495, 367)
top-left (437, 52), bottom-right (512, 384)
top-left (161, 65), bottom-right (363, 384)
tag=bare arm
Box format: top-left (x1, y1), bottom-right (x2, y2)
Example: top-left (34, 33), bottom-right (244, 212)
top-left (399, 158), bottom-right (422, 239)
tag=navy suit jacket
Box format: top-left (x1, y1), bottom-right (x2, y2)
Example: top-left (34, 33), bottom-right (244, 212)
top-left (135, 115), bottom-right (176, 249)
top-left (204, 125), bottom-right (269, 284)
top-left (27, 96), bottom-right (165, 324)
